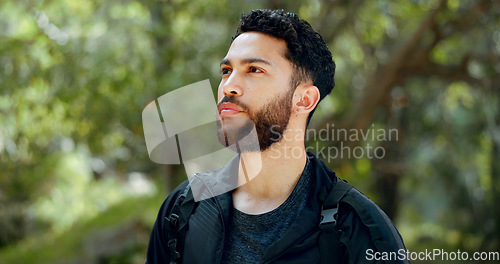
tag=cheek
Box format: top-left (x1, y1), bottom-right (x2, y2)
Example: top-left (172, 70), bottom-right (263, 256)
top-left (217, 86), bottom-right (224, 102)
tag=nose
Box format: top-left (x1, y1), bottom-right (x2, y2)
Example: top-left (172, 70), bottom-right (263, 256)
top-left (220, 71), bottom-right (243, 97)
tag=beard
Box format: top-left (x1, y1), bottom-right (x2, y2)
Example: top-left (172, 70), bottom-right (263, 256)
top-left (216, 88), bottom-right (294, 152)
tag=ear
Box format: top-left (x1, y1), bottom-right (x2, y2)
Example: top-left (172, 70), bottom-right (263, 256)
top-left (294, 84), bottom-right (320, 115)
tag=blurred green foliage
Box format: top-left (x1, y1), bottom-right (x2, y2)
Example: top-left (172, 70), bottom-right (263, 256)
top-left (0, 0), bottom-right (499, 263)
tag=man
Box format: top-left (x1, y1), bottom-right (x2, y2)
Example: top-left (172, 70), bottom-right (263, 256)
top-left (146, 9), bottom-right (408, 264)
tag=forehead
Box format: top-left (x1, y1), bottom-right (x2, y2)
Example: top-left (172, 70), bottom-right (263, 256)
top-left (223, 32), bottom-right (289, 65)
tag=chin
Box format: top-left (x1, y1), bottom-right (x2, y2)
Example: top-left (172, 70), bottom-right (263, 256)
top-left (216, 118), bottom-right (261, 153)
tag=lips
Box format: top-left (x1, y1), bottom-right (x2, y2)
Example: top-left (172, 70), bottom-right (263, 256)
top-left (219, 102), bottom-right (244, 117)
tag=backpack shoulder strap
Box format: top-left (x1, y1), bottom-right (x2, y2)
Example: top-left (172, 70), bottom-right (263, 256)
top-left (340, 188), bottom-right (407, 260)
top-left (164, 184), bottom-right (196, 264)
top-left (320, 180), bottom-right (408, 264)
top-left (320, 180), bottom-right (353, 225)
top-left (319, 180), bottom-right (353, 264)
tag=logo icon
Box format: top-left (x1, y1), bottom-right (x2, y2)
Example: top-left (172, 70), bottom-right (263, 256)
top-left (142, 80), bottom-right (261, 200)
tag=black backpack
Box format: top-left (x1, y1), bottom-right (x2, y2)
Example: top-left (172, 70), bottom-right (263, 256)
top-left (163, 180), bottom-right (402, 264)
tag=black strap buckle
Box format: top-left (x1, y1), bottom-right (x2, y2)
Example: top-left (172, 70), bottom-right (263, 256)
top-left (167, 238), bottom-right (181, 261)
top-left (320, 207), bottom-right (338, 225)
top-left (165, 213), bottom-right (179, 231)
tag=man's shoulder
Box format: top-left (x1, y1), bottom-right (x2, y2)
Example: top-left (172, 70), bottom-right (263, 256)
top-left (337, 186), bottom-right (407, 255)
top-left (168, 179), bottom-right (191, 199)
top-left (309, 152), bottom-right (403, 243)
top-left (342, 187), bottom-right (402, 238)
top-left (156, 179), bottom-right (191, 218)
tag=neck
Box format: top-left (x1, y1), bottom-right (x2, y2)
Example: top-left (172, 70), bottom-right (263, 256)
top-left (234, 128), bottom-right (308, 214)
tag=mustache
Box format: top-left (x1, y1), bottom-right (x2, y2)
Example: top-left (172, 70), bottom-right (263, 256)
top-left (217, 96), bottom-right (250, 113)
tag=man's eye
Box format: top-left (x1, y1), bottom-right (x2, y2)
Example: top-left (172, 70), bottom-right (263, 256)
top-left (249, 67), bottom-right (263, 73)
top-left (221, 68), bottom-right (232, 75)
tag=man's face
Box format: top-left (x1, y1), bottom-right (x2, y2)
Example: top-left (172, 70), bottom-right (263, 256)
top-left (216, 32), bottom-right (295, 152)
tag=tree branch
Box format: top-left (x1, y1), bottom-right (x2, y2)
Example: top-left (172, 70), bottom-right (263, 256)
top-left (314, 0), bottom-right (448, 134)
top-left (313, 0), bottom-right (494, 138)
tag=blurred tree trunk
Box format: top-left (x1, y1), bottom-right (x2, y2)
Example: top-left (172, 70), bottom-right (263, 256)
top-left (373, 91), bottom-right (408, 219)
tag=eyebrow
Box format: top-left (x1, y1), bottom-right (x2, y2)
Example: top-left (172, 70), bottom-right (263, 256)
top-left (220, 57), bottom-right (272, 67)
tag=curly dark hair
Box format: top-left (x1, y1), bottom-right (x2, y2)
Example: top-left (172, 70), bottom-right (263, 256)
top-left (233, 9), bottom-right (336, 123)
